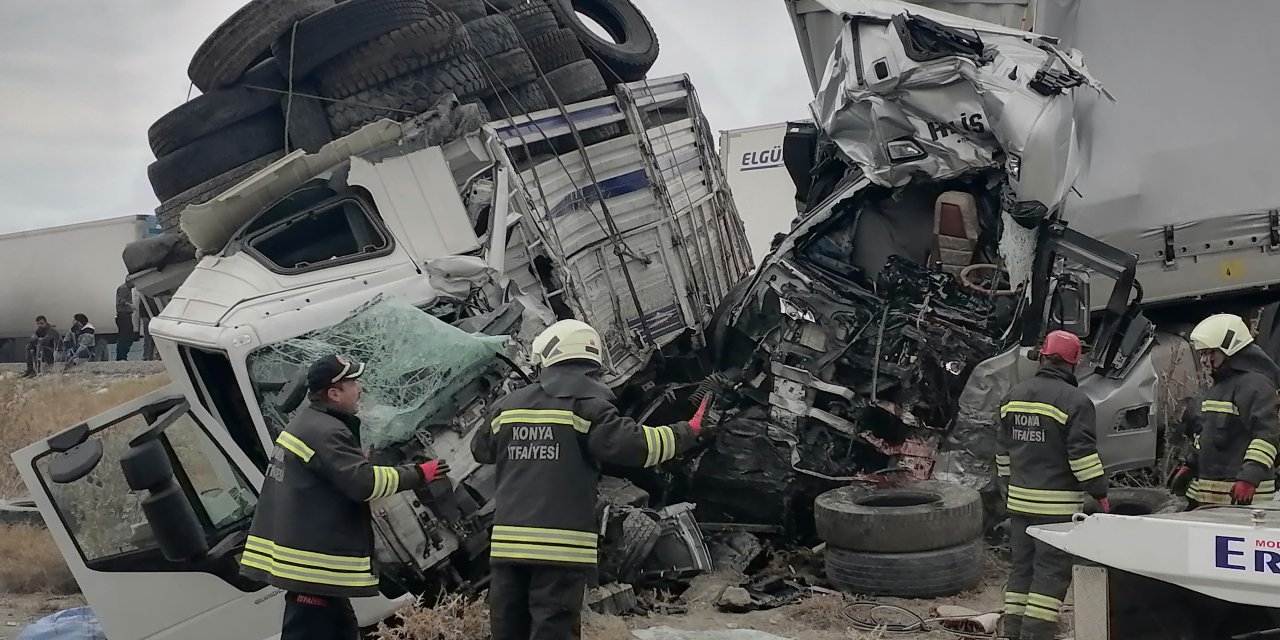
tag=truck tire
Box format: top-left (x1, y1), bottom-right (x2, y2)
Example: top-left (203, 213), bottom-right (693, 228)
top-left (312, 12), bottom-right (468, 100)
top-left (486, 0), bottom-right (525, 12)
top-left (148, 60), bottom-right (285, 158)
top-left (147, 111), bottom-right (286, 202)
top-left (436, 0), bottom-right (486, 21)
top-left (483, 81), bottom-right (548, 119)
top-left (527, 28), bottom-right (585, 72)
top-left (814, 481), bottom-right (984, 553)
top-left (825, 541), bottom-right (983, 598)
top-left (155, 152), bottom-right (286, 235)
top-left (464, 14), bottom-right (522, 58)
top-left (478, 48), bottom-right (538, 97)
top-left (272, 0), bottom-right (440, 79)
top-left (325, 56), bottom-right (487, 136)
top-left (538, 59), bottom-right (609, 105)
top-left (188, 0), bottom-right (334, 92)
top-left (546, 0), bottom-right (658, 83)
top-left (601, 509), bottom-right (661, 584)
top-left (1085, 487), bottom-right (1188, 515)
top-left (281, 85), bottom-right (335, 153)
top-left (505, 0), bottom-right (559, 42)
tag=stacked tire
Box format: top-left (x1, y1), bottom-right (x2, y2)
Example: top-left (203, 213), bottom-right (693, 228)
top-left (814, 481), bottom-right (986, 598)
top-left (143, 0), bottom-right (664, 238)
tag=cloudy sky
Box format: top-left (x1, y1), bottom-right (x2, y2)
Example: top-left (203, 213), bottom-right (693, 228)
top-left (0, 0), bottom-right (813, 234)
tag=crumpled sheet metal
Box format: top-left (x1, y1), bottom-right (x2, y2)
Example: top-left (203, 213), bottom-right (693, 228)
top-left (811, 9), bottom-right (1103, 210)
top-left (249, 294), bottom-right (510, 450)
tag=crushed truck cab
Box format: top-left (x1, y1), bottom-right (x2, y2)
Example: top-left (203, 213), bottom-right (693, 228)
top-left (14, 77), bottom-right (751, 640)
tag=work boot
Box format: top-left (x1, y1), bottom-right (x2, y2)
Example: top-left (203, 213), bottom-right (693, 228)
top-left (997, 614), bottom-right (1022, 639)
top-left (1020, 618), bottom-right (1059, 640)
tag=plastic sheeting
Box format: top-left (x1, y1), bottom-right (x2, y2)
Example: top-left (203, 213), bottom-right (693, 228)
top-left (249, 295), bottom-right (510, 450)
top-left (18, 608), bottom-right (106, 640)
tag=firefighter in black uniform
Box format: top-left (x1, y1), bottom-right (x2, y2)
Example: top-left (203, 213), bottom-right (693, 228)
top-left (995, 330), bottom-right (1109, 640)
top-left (241, 354), bottom-right (452, 640)
top-left (1170, 313), bottom-right (1280, 506)
top-left (472, 319), bottom-right (706, 640)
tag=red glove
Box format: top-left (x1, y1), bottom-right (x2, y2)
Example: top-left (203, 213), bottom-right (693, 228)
top-left (689, 398), bottom-right (709, 435)
top-left (418, 460), bottom-right (451, 482)
top-left (1098, 497), bottom-right (1111, 513)
top-left (1170, 465), bottom-right (1194, 496)
top-left (1233, 480), bottom-right (1257, 505)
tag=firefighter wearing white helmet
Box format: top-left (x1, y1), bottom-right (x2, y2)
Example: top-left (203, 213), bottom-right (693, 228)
top-left (1171, 313), bottom-right (1280, 507)
top-left (472, 319), bottom-right (708, 640)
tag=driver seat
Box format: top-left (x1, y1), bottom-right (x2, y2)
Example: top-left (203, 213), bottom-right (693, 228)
top-left (931, 191), bottom-right (979, 277)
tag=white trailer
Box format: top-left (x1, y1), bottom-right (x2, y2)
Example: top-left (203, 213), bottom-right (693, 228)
top-left (0, 214), bottom-right (158, 361)
top-left (719, 122), bottom-right (806, 262)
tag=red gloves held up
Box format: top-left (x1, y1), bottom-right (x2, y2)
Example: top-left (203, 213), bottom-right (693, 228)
top-left (419, 459), bottom-right (451, 482)
top-left (689, 398), bottom-right (709, 435)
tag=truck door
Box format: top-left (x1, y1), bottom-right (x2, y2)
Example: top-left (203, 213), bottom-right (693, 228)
top-left (11, 385), bottom-right (405, 640)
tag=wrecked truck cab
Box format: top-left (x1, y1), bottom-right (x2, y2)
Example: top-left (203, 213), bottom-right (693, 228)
top-left (698, 1), bottom-right (1154, 515)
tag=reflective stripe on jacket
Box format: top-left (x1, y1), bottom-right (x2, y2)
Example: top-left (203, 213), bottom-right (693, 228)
top-left (471, 362), bottom-right (697, 567)
top-left (996, 363), bottom-right (1108, 516)
top-left (240, 404), bottom-right (427, 597)
top-left (1186, 345), bottom-right (1280, 505)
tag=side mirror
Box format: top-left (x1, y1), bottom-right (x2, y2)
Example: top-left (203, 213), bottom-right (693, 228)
top-left (121, 414), bottom-right (210, 563)
top-left (1050, 270), bottom-right (1091, 338)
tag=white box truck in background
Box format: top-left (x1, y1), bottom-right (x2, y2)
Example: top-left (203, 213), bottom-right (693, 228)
top-left (720, 122), bottom-right (806, 262)
top-left (0, 214), bottom-right (159, 362)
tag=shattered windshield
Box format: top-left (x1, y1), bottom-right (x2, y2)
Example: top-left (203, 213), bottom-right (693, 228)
top-left (248, 295), bottom-right (511, 451)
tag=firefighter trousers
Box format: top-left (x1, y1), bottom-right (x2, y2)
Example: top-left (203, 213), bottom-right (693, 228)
top-left (490, 564), bottom-right (589, 640)
top-left (1002, 515), bottom-right (1074, 640)
top-left (280, 592), bottom-right (357, 640)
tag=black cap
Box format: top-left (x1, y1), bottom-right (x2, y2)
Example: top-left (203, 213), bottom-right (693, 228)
top-left (306, 354), bottom-right (366, 393)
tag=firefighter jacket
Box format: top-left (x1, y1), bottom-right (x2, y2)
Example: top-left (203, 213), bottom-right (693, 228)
top-left (995, 363), bottom-right (1108, 517)
top-left (1185, 344), bottom-right (1280, 504)
top-left (471, 362), bottom-right (697, 567)
top-left (240, 404), bottom-right (428, 597)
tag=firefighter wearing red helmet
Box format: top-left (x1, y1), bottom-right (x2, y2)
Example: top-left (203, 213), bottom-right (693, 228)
top-left (996, 330), bottom-right (1109, 640)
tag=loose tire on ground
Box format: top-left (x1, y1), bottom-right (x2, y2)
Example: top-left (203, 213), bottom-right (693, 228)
top-left (505, 0), bottom-right (558, 42)
top-left (477, 48), bottom-right (538, 97)
top-left (463, 14), bottom-right (522, 58)
top-left (814, 481), bottom-right (984, 553)
top-left (482, 81), bottom-right (549, 119)
top-left (1085, 487), bottom-right (1188, 515)
top-left (324, 56), bottom-right (488, 136)
top-left (188, 0), bottom-right (333, 92)
top-left (601, 509), bottom-right (660, 584)
top-left (825, 541), bottom-right (984, 598)
top-left (273, 0), bottom-right (440, 79)
top-left (156, 152), bottom-right (286, 235)
top-left (546, 0), bottom-right (658, 83)
top-left (148, 60), bottom-right (285, 158)
top-left (147, 111), bottom-right (285, 202)
top-left (526, 28), bottom-right (585, 72)
top-left (313, 13), bottom-right (468, 100)
top-left (281, 84), bottom-right (335, 153)
top-left (538, 59), bottom-right (610, 106)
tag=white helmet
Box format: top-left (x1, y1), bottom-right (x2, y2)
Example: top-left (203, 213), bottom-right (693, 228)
top-left (531, 320), bottom-right (603, 367)
top-left (1189, 313), bottom-right (1253, 356)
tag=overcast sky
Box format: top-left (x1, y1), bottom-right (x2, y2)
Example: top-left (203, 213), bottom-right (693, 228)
top-left (0, 0), bottom-right (812, 234)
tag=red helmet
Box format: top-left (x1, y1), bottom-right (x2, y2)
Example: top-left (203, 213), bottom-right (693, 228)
top-left (1040, 330), bottom-right (1082, 365)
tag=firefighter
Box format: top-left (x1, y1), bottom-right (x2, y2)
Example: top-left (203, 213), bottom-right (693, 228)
top-left (472, 319), bottom-right (706, 640)
top-left (1170, 313), bottom-right (1280, 507)
top-left (996, 330), bottom-right (1109, 640)
top-left (241, 354), bottom-right (452, 640)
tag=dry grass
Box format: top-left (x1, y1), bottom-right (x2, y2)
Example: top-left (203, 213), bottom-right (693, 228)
top-left (787, 593), bottom-right (851, 631)
top-left (0, 372), bottom-right (168, 498)
top-left (0, 524), bottom-right (77, 594)
top-left (371, 594), bottom-right (491, 640)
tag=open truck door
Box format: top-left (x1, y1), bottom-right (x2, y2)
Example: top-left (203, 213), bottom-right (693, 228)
top-left (12, 385), bottom-right (406, 640)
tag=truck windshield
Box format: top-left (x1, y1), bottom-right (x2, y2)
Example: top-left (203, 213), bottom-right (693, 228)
top-left (34, 406), bottom-right (257, 564)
